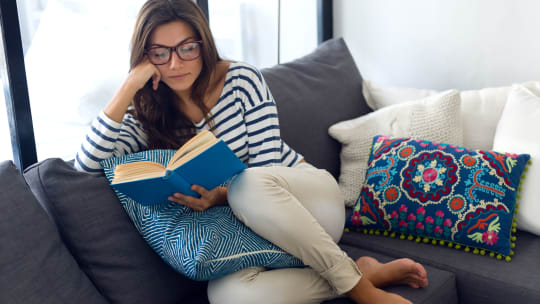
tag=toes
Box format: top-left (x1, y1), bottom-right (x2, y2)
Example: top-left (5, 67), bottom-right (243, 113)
top-left (405, 260), bottom-right (428, 288)
top-left (407, 275), bottom-right (426, 289)
top-left (414, 262), bottom-right (427, 279)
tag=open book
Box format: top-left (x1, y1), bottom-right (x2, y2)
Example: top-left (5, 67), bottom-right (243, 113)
top-left (110, 130), bottom-right (247, 205)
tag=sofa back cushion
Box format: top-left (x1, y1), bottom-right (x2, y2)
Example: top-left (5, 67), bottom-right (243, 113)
top-left (23, 159), bottom-right (207, 304)
top-left (0, 160), bottom-right (107, 304)
top-left (262, 37), bottom-right (371, 178)
top-left (363, 79), bottom-right (540, 151)
top-left (493, 85), bottom-right (540, 236)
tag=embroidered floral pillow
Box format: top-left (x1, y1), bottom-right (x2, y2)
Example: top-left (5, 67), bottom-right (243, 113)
top-left (345, 136), bottom-right (531, 260)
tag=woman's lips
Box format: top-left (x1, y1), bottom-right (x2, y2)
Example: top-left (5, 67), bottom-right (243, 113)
top-left (169, 73), bottom-right (189, 80)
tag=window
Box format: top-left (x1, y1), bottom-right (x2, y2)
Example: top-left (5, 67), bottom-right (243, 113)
top-left (209, 0), bottom-right (317, 68)
top-left (0, 81), bottom-right (11, 161)
top-left (0, 2), bottom-right (23, 163)
top-left (20, 0), bottom-right (146, 161)
top-left (3, 0), bottom-right (325, 168)
top-left (1, 23), bottom-right (11, 161)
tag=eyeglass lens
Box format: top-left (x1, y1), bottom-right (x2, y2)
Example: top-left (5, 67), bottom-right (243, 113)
top-left (147, 42), bottom-right (201, 65)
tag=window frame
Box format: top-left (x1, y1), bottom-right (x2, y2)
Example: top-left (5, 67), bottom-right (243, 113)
top-left (0, 0), bottom-right (331, 171)
top-left (0, 0), bottom-right (37, 170)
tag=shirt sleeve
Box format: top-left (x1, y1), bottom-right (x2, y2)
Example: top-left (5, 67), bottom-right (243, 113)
top-left (241, 67), bottom-right (302, 167)
top-left (74, 110), bottom-right (148, 174)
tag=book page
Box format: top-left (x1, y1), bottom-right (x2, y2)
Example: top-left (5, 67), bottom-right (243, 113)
top-left (167, 130), bottom-right (218, 169)
top-left (112, 161), bottom-right (166, 183)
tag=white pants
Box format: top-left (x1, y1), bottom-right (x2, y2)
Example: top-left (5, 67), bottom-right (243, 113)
top-left (208, 162), bottom-right (362, 304)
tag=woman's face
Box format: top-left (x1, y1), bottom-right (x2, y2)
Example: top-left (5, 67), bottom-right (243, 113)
top-left (148, 20), bottom-right (203, 99)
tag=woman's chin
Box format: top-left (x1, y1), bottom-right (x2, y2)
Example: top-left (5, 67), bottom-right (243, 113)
top-left (163, 82), bottom-right (192, 96)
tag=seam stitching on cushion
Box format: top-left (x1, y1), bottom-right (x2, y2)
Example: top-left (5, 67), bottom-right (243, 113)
top-left (35, 160), bottom-right (61, 228)
top-left (420, 272), bottom-right (457, 304)
top-left (205, 250), bottom-right (288, 263)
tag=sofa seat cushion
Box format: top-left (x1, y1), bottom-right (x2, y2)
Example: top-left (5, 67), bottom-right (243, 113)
top-left (0, 161), bottom-right (107, 304)
top-left (23, 158), bottom-right (207, 304)
top-left (323, 245), bottom-right (458, 304)
top-left (339, 227), bottom-right (540, 304)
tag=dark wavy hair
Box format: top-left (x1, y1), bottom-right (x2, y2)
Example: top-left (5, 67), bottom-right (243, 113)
top-left (129, 0), bottom-right (221, 149)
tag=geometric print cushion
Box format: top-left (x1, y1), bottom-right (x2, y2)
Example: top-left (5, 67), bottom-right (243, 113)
top-left (345, 136), bottom-right (531, 261)
top-left (101, 149), bottom-right (303, 281)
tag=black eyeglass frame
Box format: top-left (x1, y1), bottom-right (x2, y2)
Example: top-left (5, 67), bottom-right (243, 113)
top-left (144, 40), bottom-right (203, 65)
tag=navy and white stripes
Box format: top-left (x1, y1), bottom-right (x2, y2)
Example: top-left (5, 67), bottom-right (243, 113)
top-left (75, 61), bottom-right (302, 174)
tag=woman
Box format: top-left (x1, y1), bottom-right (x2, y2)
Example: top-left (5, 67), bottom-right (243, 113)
top-left (75, 0), bottom-right (428, 303)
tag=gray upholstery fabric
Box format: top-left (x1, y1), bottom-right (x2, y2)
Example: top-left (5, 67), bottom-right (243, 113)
top-left (340, 228), bottom-right (540, 304)
top-left (23, 158), bottom-right (207, 304)
top-left (323, 245), bottom-right (458, 304)
top-left (261, 37), bottom-right (371, 178)
top-left (0, 161), bottom-right (107, 304)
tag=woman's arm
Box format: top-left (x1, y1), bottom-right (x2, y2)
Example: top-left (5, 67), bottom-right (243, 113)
top-left (241, 66), bottom-right (302, 167)
top-left (104, 58), bottom-right (161, 123)
top-left (74, 59), bottom-right (161, 174)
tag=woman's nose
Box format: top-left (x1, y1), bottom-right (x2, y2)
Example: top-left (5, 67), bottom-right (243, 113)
top-left (169, 51), bottom-right (184, 69)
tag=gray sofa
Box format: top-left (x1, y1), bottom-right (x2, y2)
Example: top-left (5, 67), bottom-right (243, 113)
top-left (1, 38), bottom-right (539, 304)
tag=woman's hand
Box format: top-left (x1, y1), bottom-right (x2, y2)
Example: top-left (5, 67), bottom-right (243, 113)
top-left (168, 185), bottom-right (228, 212)
top-left (126, 57), bottom-right (162, 91)
top-left (104, 57), bottom-right (162, 123)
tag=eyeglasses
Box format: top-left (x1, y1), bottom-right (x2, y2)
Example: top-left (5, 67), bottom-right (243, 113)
top-left (145, 40), bottom-right (203, 65)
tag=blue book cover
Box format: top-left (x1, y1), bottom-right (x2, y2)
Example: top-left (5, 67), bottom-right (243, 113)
top-left (110, 131), bottom-right (247, 206)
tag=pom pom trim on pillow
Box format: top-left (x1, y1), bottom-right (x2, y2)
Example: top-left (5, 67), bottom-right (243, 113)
top-left (345, 136), bottom-right (531, 262)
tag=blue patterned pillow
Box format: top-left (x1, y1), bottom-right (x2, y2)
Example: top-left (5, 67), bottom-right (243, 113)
top-left (345, 136), bottom-right (531, 261)
top-left (101, 150), bottom-right (303, 281)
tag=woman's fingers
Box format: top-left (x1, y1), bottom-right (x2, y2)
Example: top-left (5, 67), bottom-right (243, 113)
top-left (168, 192), bottom-right (204, 211)
top-left (167, 193), bottom-right (184, 205)
top-left (152, 69), bottom-right (161, 90)
top-left (168, 185), bottom-right (228, 211)
top-left (190, 184), bottom-right (210, 197)
top-left (127, 57), bottom-right (161, 91)
top-left (168, 186), bottom-right (214, 211)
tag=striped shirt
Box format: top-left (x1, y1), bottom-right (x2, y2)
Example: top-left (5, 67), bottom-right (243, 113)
top-left (75, 61), bottom-right (303, 174)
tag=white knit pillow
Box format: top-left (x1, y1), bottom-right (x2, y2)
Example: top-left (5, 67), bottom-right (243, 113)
top-left (328, 90), bottom-right (463, 207)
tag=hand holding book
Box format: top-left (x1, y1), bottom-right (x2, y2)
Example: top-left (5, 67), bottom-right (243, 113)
top-left (109, 130), bottom-right (247, 205)
top-left (168, 183), bottom-right (228, 212)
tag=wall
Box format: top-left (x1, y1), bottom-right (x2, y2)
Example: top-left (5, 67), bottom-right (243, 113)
top-left (334, 0), bottom-right (540, 90)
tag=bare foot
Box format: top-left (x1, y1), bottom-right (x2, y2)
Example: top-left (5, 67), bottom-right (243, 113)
top-left (355, 256), bottom-right (428, 289)
top-left (348, 274), bottom-right (412, 304)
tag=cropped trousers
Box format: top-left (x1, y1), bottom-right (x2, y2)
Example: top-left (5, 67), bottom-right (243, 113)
top-left (207, 162), bottom-right (363, 304)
